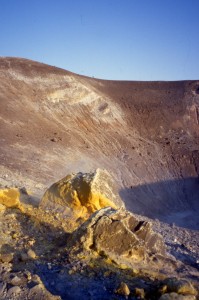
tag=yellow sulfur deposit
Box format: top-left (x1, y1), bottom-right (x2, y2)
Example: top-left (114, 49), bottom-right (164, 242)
top-left (0, 188), bottom-right (21, 208)
top-left (41, 182), bottom-right (117, 220)
top-left (40, 169), bottom-right (123, 222)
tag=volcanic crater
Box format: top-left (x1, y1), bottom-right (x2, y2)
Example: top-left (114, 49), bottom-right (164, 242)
top-left (0, 57), bottom-right (198, 228)
top-left (0, 57), bottom-right (199, 299)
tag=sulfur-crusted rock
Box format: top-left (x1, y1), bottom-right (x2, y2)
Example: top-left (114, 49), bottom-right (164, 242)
top-left (40, 169), bottom-right (124, 223)
top-left (68, 207), bottom-right (166, 268)
top-left (0, 188), bottom-right (21, 208)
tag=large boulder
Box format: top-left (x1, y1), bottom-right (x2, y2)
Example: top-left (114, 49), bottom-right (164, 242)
top-left (40, 169), bottom-right (124, 222)
top-left (68, 207), bottom-right (166, 269)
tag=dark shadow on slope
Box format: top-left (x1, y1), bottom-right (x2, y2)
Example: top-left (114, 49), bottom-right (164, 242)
top-left (119, 177), bottom-right (199, 230)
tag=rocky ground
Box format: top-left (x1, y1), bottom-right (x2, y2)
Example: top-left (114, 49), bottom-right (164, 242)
top-left (0, 178), bottom-right (198, 299)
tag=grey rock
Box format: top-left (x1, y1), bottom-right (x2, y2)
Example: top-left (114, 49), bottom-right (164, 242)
top-left (10, 275), bottom-right (27, 286)
top-left (28, 283), bottom-right (61, 300)
top-left (7, 286), bottom-right (21, 297)
top-left (164, 278), bottom-right (197, 296)
top-left (68, 207), bottom-right (166, 268)
top-left (0, 253), bottom-right (13, 263)
top-left (159, 292), bottom-right (196, 300)
top-left (0, 282), bottom-right (7, 298)
top-left (20, 251), bottom-right (30, 262)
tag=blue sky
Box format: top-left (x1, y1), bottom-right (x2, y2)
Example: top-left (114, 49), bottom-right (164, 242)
top-left (0, 0), bottom-right (199, 80)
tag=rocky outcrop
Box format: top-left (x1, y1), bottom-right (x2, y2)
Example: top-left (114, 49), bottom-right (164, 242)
top-left (68, 207), bottom-right (166, 269)
top-left (40, 169), bottom-right (124, 223)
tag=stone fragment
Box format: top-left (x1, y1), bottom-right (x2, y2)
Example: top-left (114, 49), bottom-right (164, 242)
top-left (20, 249), bottom-right (37, 261)
top-left (12, 232), bottom-right (18, 239)
top-left (115, 282), bottom-right (130, 297)
top-left (0, 282), bottom-right (7, 298)
top-left (27, 249), bottom-right (37, 259)
top-left (159, 285), bottom-right (168, 294)
top-left (0, 188), bottom-right (21, 208)
top-left (0, 253), bottom-right (13, 263)
top-left (31, 274), bottom-right (43, 284)
top-left (20, 252), bottom-right (29, 262)
top-left (135, 287), bottom-right (145, 299)
top-left (7, 285), bottom-right (21, 297)
top-left (28, 239), bottom-right (35, 246)
top-left (10, 275), bottom-right (26, 286)
top-left (68, 207), bottom-right (166, 268)
top-left (164, 278), bottom-right (197, 296)
top-left (40, 169), bottom-right (124, 224)
top-left (24, 270), bottom-right (32, 281)
top-left (159, 292), bottom-right (196, 300)
top-left (28, 283), bottom-right (61, 300)
top-left (20, 253), bottom-right (27, 261)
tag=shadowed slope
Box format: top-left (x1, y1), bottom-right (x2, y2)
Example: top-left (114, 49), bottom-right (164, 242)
top-left (120, 177), bottom-right (199, 229)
